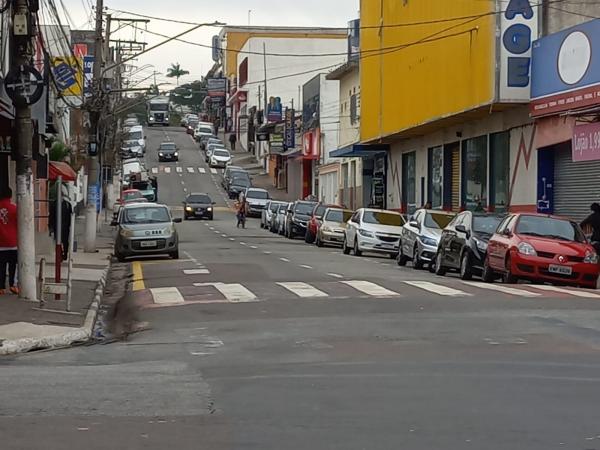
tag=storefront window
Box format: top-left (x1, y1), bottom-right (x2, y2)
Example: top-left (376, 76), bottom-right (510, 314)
top-left (462, 135), bottom-right (487, 211)
top-left (402, 151), bottom-right (416, 214)
top-left (490, 132), bottom-right (510, 213)
top-left (428, 146), bottom-right (443, 209)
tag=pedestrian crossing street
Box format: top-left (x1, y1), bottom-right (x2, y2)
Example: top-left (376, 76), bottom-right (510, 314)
top-left (150, 166), bottom-right (219, 175)
top-left (140, 277), bottom-right (600, 308)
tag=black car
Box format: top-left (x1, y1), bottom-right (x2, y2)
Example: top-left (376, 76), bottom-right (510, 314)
top-left (158, 142), bottom-right (178, 162)
top-left (434, 211), bottom-right (505, 280)
top-left (222, 166), bottom-right (246, 189)
top-left (183, 193), bottom-right (215, 220)
top-left (227, 175), bottom-right (252, 199)
top-left (285, 200), bottom-right (318, 239)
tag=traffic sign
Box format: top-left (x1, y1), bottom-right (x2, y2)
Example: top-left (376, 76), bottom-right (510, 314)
top-left (4, 65), bottom-right (44, 106)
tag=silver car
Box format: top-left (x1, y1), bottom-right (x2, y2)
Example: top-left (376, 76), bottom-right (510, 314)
top-left (112, 202), bottom-right (182, 262)
top-left (398, 209), bottom-right (456, 269)
top-left (262, 200), bottom-right (286, 229)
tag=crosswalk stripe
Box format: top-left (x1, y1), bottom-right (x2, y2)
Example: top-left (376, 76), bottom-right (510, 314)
top-left (212, 283), bottom-right (257, 303)
top-left (150, 287), bottom-right (185, 304)
top-left (341, 280), bottom-right (399, 297)
top-left (210, 168), bottom-right (218, 174)
top-left (176, 166), bottom-right (183, 173)
top-left (164, 167), bottom-right (171, 174)
top-left (404, 281), bottom-right (471, 297)
top-left (183, 269), bottom-right (210, 275)
top-left (462, 281), bottom-right (541, 297)
top-left (187, 167), bottom-right (195, 173)
top-left (198, 167), bottom-right (206, 174)
top-left (151, 167), bottom-right (158, 174)
top-left (277, 282), bottom-right (328, 298)
top-left (526, 284), bottom-right (600, 298)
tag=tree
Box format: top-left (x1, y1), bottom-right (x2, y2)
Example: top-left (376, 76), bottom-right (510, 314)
top-left (169, 79), bottom-right (207, 113)
top-left (146, 84), bottom-right (160, 95)
top-left (166, 63), bottom-right (190, 86)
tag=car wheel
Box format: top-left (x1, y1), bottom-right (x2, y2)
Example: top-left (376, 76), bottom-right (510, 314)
top-left (209, 215), bottom-right (213, 221)
top-left (354, 238), bottom-right (362, 257)
top-left (503, 256), bottom-right (518, 284)
top-left (316, 233), bottom-right (324, 247)
top-left (183, 215), bottom-right (188, 221)
top-left (435, 252), bottom-right (446, 276)
top-left (460, 251), bottom-right (473, 281)
top-left (413, 245), bottom-right (424, 270)
top-left (115, 251), bottom-right (126, 263)
top-left (343, 236), bottom-right (351, 255)
top-left (305, 230), bottom-right (314, 244)
top-left (482, 256), bottom-right (495, 283)
top-left (397, 245), bottom-right (409, 266)
top-left (170, 249), bottom-right (180, 260)
top-left (389, 253), bottom-right (397, 260)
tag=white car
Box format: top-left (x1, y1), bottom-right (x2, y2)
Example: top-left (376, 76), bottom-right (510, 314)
top-left (209, 148), bottom-right (232, 168)
top-left (343, 208), bottom-right (406, 258)
top-left (244, 188), bottom-right (270, 217)
top-left (205, 143), bottom-right (226, 162)
top-left (194, 124), bottom-right (214, 142)
top-left (124, 125), bottom-right (146, 153)
top-left (262, 200), bottom-right (286, 229)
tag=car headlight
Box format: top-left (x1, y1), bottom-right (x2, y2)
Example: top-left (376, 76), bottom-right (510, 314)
top-left (473, 237), bottom-right (488, 252)
top-left (419, 236), bottom-right (438, 247)
top-left (159, 152), bottom-right (163, 156)
top-left (359, 229), bottom-right (374, 238)
top-left (517, 242), bottom-right (537, 256)
top-left (174, 152), bottom-right (179, 156)
top-left (207, 207), bottom-right (213, 212)
top-left (584, 250), bottom-right (599, 264)
top-left (120, 229), bottom-right (134, 237)
top-left (149, 117), bottom-right (155, 121)
top-left (321, 226), bottom-right (333, 233)
top-left (185, 206), bottom-right (193, 212)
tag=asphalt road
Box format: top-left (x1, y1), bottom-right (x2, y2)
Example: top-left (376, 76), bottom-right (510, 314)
top-left (3, 127), bottom-right (600, 450)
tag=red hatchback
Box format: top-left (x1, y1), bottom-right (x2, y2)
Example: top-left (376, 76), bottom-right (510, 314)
top-left (485, 213), bottom-right (599, 288)
top-left (305, 203), bottom-right (342, 244)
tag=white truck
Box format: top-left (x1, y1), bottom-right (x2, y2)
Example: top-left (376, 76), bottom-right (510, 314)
top-left (147, 96), bottom-right (170, 126)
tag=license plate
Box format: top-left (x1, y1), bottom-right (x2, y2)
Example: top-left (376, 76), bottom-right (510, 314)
top-left (140, 240), bottom-right (157, 248)
top-left (380, 243), bottom-right (394, 248)
top-left (549, 264), bottom-right (572, 275)
top-left (195, 210), bottom-right (204, 215)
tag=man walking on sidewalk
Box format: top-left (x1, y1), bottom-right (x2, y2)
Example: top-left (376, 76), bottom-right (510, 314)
top-left (0, 187), bottom-right (18, 295)
top-left (229, 132), bottom-right (237, 151)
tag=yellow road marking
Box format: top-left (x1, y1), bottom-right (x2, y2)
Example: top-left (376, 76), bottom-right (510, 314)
top-left (132, 261), bottom-right (145, 291)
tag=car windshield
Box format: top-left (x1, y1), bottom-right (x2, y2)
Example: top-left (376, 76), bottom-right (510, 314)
top-left (270, 202), bottom-right (283, 212)
top-left (295, 203), bottom-right (316, 215)
top-left (160, 143), bottom-right (176, 151)
top-left (247, 190), bottom-right (269, 199)
top-left (325, 209), bottom-right (353, 223)
top-left (424, 213), bottom-right (455, 229)
top-left (127, 131), bottom-right (142, 140)
top-left (516, 215), bottom-right (586, 242)
top-left (209, 139), bottom-right (221, 144)
top-left (231, 178), bottom-right (251, 187)
top-left (122, 141), bottom-right (138, 148)
top-left (187, 194), bottom-right (211, 204)
top-left (213, 150), bottom-right (230, 158)
top-left (473, 215), bottom-right (503, 235)
top-left (314, 205), bottom-right (327, 217)
top-left (130, 182), bottom-right (151, 191)
top-left (150, 104), bottom-right (169, 111)
top-left (198, 127), bottom-right (212, 134)
top-left (123, 206), bottom-right (170, 224)
top-left (123, 191), bottom-right (143, 201)
top-left (363, 211), bottom-right (405, 226)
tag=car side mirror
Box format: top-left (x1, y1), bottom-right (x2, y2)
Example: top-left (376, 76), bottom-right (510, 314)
top-left (173, 218), bottom-right (183, 224)
top-left (455, 225), bottom-right (467, 234)
top-left (212, 201), bottom-right (216, 205)
top-left (409, 220), bottom-right (419, 228)
top-left (110, 220), bottom-right (118, 226)
top-left (503, 228), bottom-right (512, 237)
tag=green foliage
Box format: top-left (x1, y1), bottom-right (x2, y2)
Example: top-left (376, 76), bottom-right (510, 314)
top-left (166, 62), bottom-right (190, 85)
top-left (49, 140), bottom-right (70, 162)
top-left (170, 79), bottom-right (207, 113)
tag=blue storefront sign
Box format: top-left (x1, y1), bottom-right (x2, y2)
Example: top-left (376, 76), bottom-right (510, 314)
top-left (83, 56), bottom-right (94, 97)
top-left (284, 108), bottom-right (295, 149)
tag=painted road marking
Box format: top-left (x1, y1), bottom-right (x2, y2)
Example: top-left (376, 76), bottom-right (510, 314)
top-left (198, 167), bottom-right (206, 174)
top-left (279, 257), bottom-right (290, 262)
top-left (132, 261), bottom-right (145, 291)
top-left (250, 245), bottom-right (258, 249)
top-left (210, 168), bottom-right (218, 174)
top-left (299, 264), bottom-right (313, 269)
top-left (527, 284), bottom-right (600, 298)
top-left (328, 273), bottom-right (343, 279)
top-left (176, 166), bottom-right (183, 173)
top-left (211, 283), bottom-right (257, 303)
top-left (263, 251), bottom-right (272, 255)
top-left (150, 287), bottom-right (185, 304)
top-left (183, 269), bottom-right (210, 275)
top-left (151, 167), bottom-right (158, 174)
top-left (404, 281), bottom-right (471, 297)
top-left (463, 281), bottom-right (541, 298)
top-left (164, 167), bottom-right (171, 174)
top-left (187, 167), bottom-right (195, 173)
top-left (277, 282), bottom-right (328, 298)
top-left (341, 280), bottom-right (399, 297)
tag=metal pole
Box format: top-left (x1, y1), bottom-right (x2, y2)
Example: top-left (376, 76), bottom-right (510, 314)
top-left (66, 203), bottom-right (75, 312)
top-left (12, 0), bottom-right (38, 301)
top-left (263, 42), bottom-right (268, 114)
top-left (55, 176), bottom-right (62, 300)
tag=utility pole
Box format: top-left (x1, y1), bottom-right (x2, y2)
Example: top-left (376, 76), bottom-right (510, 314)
top-left (263, 42), bottom-right (268, 114)
top-left (10, 0), bottom-right (39, 300)
top-left (84, 0), bottom-right (104, 252)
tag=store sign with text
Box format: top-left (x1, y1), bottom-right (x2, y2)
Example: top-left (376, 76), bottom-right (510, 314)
top-left (284, 108), bottom-right (295, 149)
top-left (498, 0), bottom-right (537, 101)
top-left (572, 122), bottom-right (600, 162)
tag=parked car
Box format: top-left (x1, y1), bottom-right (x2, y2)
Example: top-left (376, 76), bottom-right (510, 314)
top-left (243, 188), bottom-right (270, 217)
top-left (305, 203), bottom-right (342, 244)
top-left (130, 179), bottom-right (157, 202)
top-left (262, 200), bottom-right (286, 229)
top-left (158, 142), bottom-right (178, 162)
top-left (205, 143), bottom-right (226, 162)
top-left (194, 125), bottom-right (214, 142)
top-left (434, 212), bottom-right (505, 279)
top-left (222, 165), bottom-right (245, 189)
top-left (123, 125), bottom-right (146, 153)
top-left (183, 193), bottom-right (215, 220)
top-left (120, 140), bottom-right (143, 158)
top-left (484, 213), bottom-right (599, 288)
top-left (285, 200), bottom-right (318, 239)
top-left (209, 148), bottom-right (232, 168)
top-left (343, 208), bottom-right (405, 258)
top-left (277, 202), bottom-right (294, 235)
top-left (187, 118), bottom-right (199, 134)
top-left (200, 134), bottom-right (218, 150)
top-left (112, 203), bottom-right (182, 262)
top-left (399, 209), bottom-right (456, 269)
top-left (315, 208), bottom-right (353, 247)
top-left (227, 175), bottom-right (252, 199)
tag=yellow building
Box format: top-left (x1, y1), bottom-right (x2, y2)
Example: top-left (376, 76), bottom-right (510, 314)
top-left (360, 0), bottom-right (539, 213)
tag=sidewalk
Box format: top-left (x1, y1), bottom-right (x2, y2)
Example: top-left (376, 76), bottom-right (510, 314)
top-left (224, 132), bottom-right (294, 202)
top-left (0, 217), bottom-right (113, 355)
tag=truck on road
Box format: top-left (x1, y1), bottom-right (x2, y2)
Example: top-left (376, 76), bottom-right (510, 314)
top-left (147, 96), bottom-right (170, 126)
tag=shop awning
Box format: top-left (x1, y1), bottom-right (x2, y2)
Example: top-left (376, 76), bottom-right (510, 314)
top-left (330, 143), bottom-right (390, 158)
top-left (281, 148), bottom-right (302, 158)
top-left (49, 161), bottom-right (77, 182)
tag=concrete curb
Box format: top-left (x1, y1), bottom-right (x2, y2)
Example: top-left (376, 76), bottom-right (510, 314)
top-left (0, 262), bottom-right (111, 356)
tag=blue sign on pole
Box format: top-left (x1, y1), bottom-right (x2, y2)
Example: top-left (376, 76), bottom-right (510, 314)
top-left (284, 108), bottom-right (295, 149)
top-left (83, 56), bottom-right (94, 97)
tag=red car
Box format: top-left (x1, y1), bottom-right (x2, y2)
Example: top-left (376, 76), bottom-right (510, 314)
top-left (485, 213), bottom-right (599, 288)
top-left (305, 203), bottom-right (342, 244)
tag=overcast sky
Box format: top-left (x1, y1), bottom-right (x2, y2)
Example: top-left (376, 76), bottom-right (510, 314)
top-left (57, 0), bottom-right (359, 87)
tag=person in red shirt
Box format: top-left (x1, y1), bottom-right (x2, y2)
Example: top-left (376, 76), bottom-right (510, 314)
top-left (0, 187), bottom-right (18, 295)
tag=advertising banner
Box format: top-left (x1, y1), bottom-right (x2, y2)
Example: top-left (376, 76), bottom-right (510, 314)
top-left (572, 122), bottom-right (600, 162)
top-left (267, 96), bottom-right (282, 122)
top-left (207, 78), bottom-right (226, 97)
top-left (52, 57), bottom-right (83, 97)
top-left (270, 133), bottom-right (284, 154)
top-left (83, 56), bottom-right (94, 97)
top-left (284, 108), bottom-right (295, 149)
top-left (302, 129), bottom-right (320, 160)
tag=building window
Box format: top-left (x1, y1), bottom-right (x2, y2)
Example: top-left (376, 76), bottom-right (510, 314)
top-left (402, 151), bottom-right (417, 214)
top-left (428, 146), bottom-right (443, 209)
top-left (490, 131), bottom-right (510, 213)
top-left (350, 94), bottom-right (358, 125)
top-left (462, 135), bottom-right (488, 211)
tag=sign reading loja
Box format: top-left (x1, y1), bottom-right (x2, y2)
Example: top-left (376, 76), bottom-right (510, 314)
top-left (572, 122), bottom-right (600, 162)
top-left (499, 0), bottom-right (538, 101)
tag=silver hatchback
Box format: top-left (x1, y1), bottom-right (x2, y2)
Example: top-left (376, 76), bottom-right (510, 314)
top-left (112, 203), bottom-right (182, 261)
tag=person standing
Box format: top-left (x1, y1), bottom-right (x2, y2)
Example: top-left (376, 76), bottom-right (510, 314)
top-left (229, 132), bottom-right (237, 151)
top-left (0, 187), bottom-right (18, 295)
top-left (581, 203), bottom-right (600, 250)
